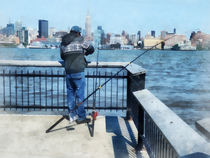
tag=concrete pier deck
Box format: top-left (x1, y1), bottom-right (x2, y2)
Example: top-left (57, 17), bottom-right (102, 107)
top-left (0, 114), bottom-right (149, 158)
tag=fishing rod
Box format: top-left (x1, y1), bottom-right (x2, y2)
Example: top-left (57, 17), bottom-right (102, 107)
top-left (93, 42), bottom-right (100, 108)
top-left (71, 35), bottom-right (176, 112)
top-left (91, 42), bottom-right (100, 137)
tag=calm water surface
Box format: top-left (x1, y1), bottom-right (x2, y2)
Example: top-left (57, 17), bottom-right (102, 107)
top-left (0, 48), bottom-right (210, 127)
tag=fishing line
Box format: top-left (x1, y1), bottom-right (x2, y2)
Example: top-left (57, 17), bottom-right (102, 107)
top-left (71, 35), bottom-right (176, 112)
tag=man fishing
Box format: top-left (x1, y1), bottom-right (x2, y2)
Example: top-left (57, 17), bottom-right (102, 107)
top-left (60, 25), bottom-right (94, 124)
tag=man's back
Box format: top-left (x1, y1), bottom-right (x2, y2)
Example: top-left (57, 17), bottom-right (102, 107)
top-left (60, 32), bottom-right (87, 73)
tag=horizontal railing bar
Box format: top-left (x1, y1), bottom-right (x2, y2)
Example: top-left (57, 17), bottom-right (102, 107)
top-left (0, 60), bottom-right (126, 68)
top-left (0, 74), bottom-right (65, 77)
top-left (86, 75), bottom-right (127, 78)
top-left (0, 74), bottom-right (127, 78)
top-left (0, 60), bottom-right (146, 75)
top-left (0, 106), bottom-right (126, 110)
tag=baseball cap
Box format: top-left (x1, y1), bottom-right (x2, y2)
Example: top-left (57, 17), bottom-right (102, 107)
top-left (71, 26), bottom-right (82, 33)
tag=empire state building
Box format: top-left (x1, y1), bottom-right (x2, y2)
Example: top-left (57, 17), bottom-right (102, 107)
top-left (85, 12), bottom-right (91, 41)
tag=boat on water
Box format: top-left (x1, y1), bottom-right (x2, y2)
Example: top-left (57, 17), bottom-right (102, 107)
top-left (27, 41), bottom-right (45, 49)
top-left (17, 43), bottom-right (25, 49)
top-left (27, 45), bottom-right (50, 49)
top-left (27, 41), bottom-right (58, 49)
top-left (50, 46), bottom-right (56, 49)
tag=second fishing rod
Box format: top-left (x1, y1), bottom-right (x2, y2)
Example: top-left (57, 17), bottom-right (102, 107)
top-left (71, 35), bottom-right (176, 112)
top-left (90, 42), bottom-right (100, 137)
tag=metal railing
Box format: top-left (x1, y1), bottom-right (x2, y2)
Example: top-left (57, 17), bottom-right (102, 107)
top-left (144, 113), bottom-right (179, 158)
top-left (129, 88), bottom-right (210, 158)
top-left (0, 60), bottom-right (141, 113)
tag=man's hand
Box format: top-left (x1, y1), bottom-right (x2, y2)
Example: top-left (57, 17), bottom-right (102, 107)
top-left (84, 45), bottom-right (94, 56)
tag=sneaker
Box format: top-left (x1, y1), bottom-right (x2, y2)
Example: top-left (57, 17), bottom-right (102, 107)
top-left (69, 113), bottom-right (78, 123)
top-left (76, 117), bottom-right (91, 124)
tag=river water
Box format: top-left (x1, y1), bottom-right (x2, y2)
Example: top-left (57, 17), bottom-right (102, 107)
top-left (0, 48), bottom-right (210, 128)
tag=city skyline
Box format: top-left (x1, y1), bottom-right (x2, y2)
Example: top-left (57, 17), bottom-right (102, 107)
top-left (0, 0), bottom-right (210, 37)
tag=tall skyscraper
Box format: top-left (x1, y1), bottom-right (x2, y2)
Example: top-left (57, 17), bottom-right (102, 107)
top-left (137, 31), bottom-right (141, 41)
top-left (85, 12), bottom-right (91, 40)
top-left (38, 20), bottom-right (48, 38)
top-left (94, 26), bottom-right (105, 46)
top-left (122, 30), bottom-right (126, 36)
top-left (151, 30), bottom-right (155, 37)
top-left (174, 28), bottom-right (176, 34)
top-left (6, 23), bottom-right (15, 36)
top-left (17, 27), bottom-right (29, 44)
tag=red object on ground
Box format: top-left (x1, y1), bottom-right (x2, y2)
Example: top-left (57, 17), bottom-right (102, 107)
top-left (93, 111), bottom-right (98, 120)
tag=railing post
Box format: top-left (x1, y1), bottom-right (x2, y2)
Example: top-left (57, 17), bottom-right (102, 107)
top-left (133, 89), bottom-right (210, 157)
top-left (126, 70), bottom-right (145, 150)
top-left (126, 71), bottom-right (145, 119)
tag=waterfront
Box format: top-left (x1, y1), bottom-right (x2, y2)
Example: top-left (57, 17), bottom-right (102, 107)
top-left (0, 48), bottom-right (210, 128)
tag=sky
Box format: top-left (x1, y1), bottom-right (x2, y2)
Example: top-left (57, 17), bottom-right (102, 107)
top-left (0, 0), bottom-right (210, 37)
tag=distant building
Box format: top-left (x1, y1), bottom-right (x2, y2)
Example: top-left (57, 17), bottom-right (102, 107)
top-left (144, 38), bottom-right (163, 49)
top-left (160, 29), bottom-right (191, 49)
top-left (0, 34), bottom-right (19, 45)
top-left (49, 27), bottom-right (56, 38)
top-left (94, 26), bottom-right (105, 46)
top-left (28, 28), bottom-right (38, 43)
top-left (4, 23), bottom-right (15, 37)
top-left (23, 27), bottom-right (29, 44)
top-left (98, 26), bottom-right (105, 44)
top-left (162, 34), bottom-right (188, 49)
top-left (121, 30), bottom-right (129, 45)
top-left (15, 21), bottom-right (22, 33)
top-left (110, 34), bottom-right (122, 45)
top-left (145, 32), bottom-right (154, 39)
top-left (137, 31), bottom-right (141, 41)
top-left (17, 27), bottom-right (29, 45)
top-left (160, 31), bottom-right (167, 39)
top-left (81, 29), bottom-right (86, 37)
top-left (97, 26), bottom-right (102, 30)
top-left (53, 31), bottom-right (68, 42)
top-left (121, 36), bottom-right (128, 45)
top-left (0, 28), bottom-right (5, 35)
top-left (190, 31), bottom-right (210, 50)
top-left (106, 33), bottom-right (111, 44)
top-left (122, 30), bottom-right (126, 36)
top-left (130, 34), bottom-right (137, 46)
top-left (85, 12), bottom-right (92, 41)
top-left (161, 29), bottom-right (176, 39)
top-left (38, 20), bottom-right (48, 38)
top-left (54, 31), bottom-right (68, 38)
top-left (151, 30), bottom-right (155, 38)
